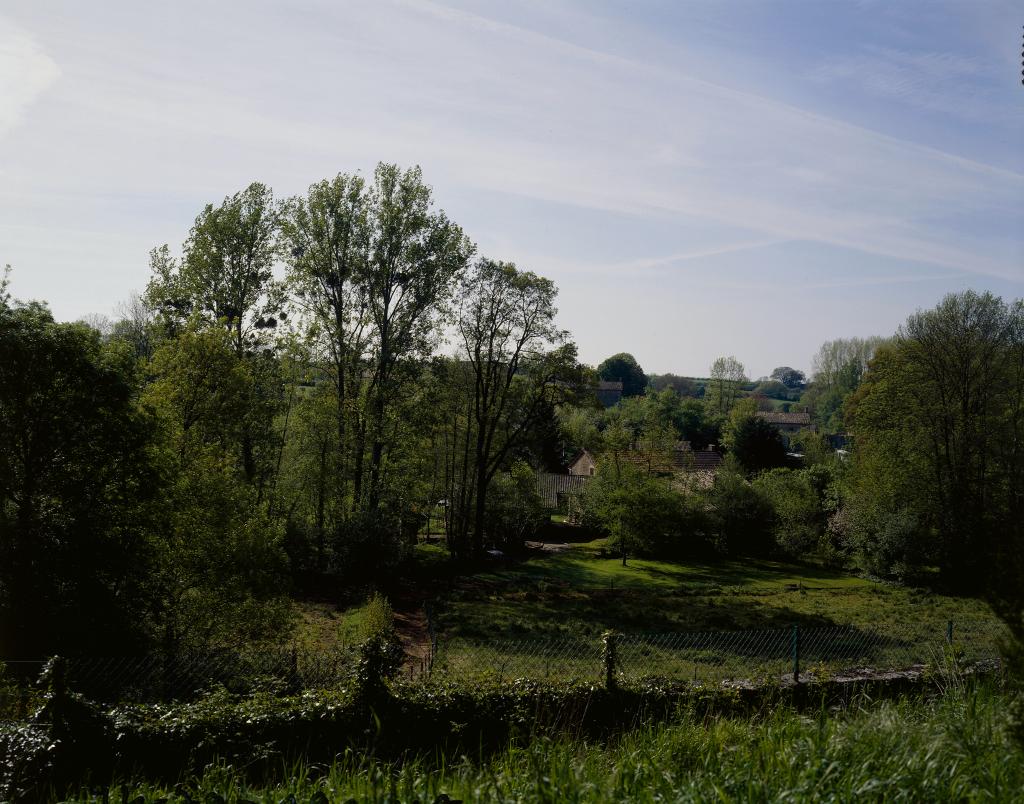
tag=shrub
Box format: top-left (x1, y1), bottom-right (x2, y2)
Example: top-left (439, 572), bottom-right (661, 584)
top-left (705, 470), bottom-right (774, 557)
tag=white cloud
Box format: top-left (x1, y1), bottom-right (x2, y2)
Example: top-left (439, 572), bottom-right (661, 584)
top-left (0, 20), bottom-right (59, 136)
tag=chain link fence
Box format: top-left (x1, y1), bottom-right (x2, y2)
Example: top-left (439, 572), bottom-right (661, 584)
top-left (1, 618), bottom-right (1008, 712)
top-left (431, 618), bottom-right (1009, 685)
top-left (1, 646), bottom-right (359, 707)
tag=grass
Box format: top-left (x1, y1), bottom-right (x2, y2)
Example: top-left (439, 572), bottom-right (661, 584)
top-left (289, 539), bottom-right (998, 684)
top-left (291, 598), bottom-right (375, 651)
top-left (77, 684), bottom-right (1024, 802)
top-left (438, 539), bottom-right (992, 640)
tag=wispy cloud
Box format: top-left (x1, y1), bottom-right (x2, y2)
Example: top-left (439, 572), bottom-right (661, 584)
top-left (0, 20), bottom-right (59, 137)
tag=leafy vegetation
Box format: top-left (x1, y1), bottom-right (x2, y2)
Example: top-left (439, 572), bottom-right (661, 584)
top-left (51, 684), bottom-right (1024, 803)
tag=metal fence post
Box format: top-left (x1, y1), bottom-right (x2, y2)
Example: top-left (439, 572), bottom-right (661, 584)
top-left (947, 620), bottom-right (953, 645)
top-left (792, 625), bottom-right (800, 684)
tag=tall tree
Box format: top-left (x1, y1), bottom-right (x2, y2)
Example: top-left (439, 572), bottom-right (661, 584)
top-left (707, 355), bottom-right (747, 417)
top-left (447, 259), bottom-right (581, 556)
top-left (147, 183), bottom-right (283, 354)
top-left (280, 174), bottom-right (372, 519)
top-left (145, 183), bottom-right (286, 484)
top-left (360, 164), bottom-right (474, 512)
top-left (848, 291), bottom-right (1023, 591)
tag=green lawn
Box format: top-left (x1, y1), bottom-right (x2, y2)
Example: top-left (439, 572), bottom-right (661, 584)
top-left (292, 540), bottom-right (999, 683)
top-left (429, 540), bottom-right (999, 682)
top-left (437, 540), bottom-right (991, 640)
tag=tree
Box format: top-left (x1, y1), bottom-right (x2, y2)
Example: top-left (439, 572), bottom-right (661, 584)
top-left (143, 327), bottom-right (292, 651)
top-left (754, 468), bottom-right (825, 558)
top-left (597, 352), bottom-right (646, 398)
top-left (804, 336), bottom-right (887, 432)
top-left (706, 355), bottom-right (746, 416)
top-left (723, 399), bottom-right (787, 475)
top-left (706, 470), bottom-right (774, 556)
top-left (579, 465), bottom-right (687, 564)
top-left (847, 291), bottom-right (1024, 592)
top-left (146, 183), bottom-right (284, 355)
top-left (280, 173), bottom-right (372, 522)
top-left (359, 164), bottom-right (474, 513)
top-left (770, 366), bottom-right (806, 389)
top-left (446, 258), bottom-right (581, 557)
top-left (146, 184), bottom-right (286, 484)
top-left (0, 302), bottom-right (157, 655)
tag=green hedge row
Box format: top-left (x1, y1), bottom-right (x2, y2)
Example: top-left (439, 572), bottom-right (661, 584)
top-left (0, 663), bottom-right (976, 801)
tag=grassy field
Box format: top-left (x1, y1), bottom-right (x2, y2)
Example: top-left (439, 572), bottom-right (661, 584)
top-left (77, 684), bottom-right (1023, 802)
top-left (293, 539), bottom-right (1000, 684)
top-left (435, 539), bottom-right (992, 640)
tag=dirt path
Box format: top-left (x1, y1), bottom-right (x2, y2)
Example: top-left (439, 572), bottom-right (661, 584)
top-left (392, 590), bottom-right (433, 676)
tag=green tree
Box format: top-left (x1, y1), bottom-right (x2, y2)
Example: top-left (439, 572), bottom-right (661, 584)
top-left (146, 183), bottom-right (283, 354)
top-left (754, 468), bottom-right (824, 558)
top-left (0, 302), bottom-right (157, 654)
top-left (445, 259), bottom-right (581, 557)
top-left (770, 366), bottom-right (806, 389)
top-left (143, 327), bottom-right (292, 650)
top-left (847, 292), bottom-right (1024, 592)
top-left (280, 173), bottom-right (372, 522)
top-left (706, 355), bottom-right (746, 417)
top-left (723, 399), bottom-right (787, 475)
top-left (705, 470), bottom-right (774, 556)
top-left (597, 352), bottom-right (647, 397)
top-left (359, 164), bottom-right (474, 513)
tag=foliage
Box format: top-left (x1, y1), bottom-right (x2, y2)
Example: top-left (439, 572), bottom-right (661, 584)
top-left (7, 677), bottom-right (1017, 802)
top-left (722, 399), bottom-right (787, 475)
top-left (577, 465), bottom-right (696, 562)
top-left (705, 470), bottom-right (775, 556)
top-left (444, 259), bottom-right (582, 556)
top-left (846, 292), bottom-right (1023, 591)
top-left (596, 352), bottom-right (647, 398)
top-left (753, 468), bottom-right (826, 558)
top-left (770, 365), bottom-right (806, 389)
top-left (0, 303), bottom-right (158, 655)
top-left (85, 685), bottom-right (1021, 803)
top-left (706, 355), bottom-right (746, 416)
top-left (486, 461), bottom-right (548, 552)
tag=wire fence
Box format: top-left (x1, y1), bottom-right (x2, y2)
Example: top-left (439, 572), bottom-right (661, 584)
top-left (430, 618), bottom-right (1009, 685)
top-left (1, 646), bottom-right (359, 708)
top-left (1, 618), bottom-right (1008, 712)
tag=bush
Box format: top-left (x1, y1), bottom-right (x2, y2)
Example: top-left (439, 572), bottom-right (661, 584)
top-left (705, 471), bottom-right (774, 557)
top-left (355, 593), bottom-right (404, 697)
top-left (754, 468), bottom-right (824, 558)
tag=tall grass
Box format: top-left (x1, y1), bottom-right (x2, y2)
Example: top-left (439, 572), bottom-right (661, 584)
top-left (77, 684), bottom-right (1021, 802)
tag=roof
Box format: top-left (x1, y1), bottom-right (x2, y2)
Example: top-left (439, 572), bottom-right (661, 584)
top-left (618, 445), bottom-right (723, 475)
top-left (757, 411), bottom-right (812, 426)
top-left (537, 472), bottom-right (591, 507)
top-left (595, 380), bottom-right (623, 408)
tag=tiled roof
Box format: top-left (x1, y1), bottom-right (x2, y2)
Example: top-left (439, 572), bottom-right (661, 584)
top-left (757, 411), bottom-right (811, 425)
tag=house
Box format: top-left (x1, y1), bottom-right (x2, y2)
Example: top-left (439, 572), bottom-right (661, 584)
top-left (538, 472), bottom-right (590, 508)
top-left (568, 449), bottom-right (597, 477)
top-left (756, 410), bottom-right (812, 436)
top-left (618, 441), bottom-right (723, 478)
top-left (596, 380), bottom-right (623, 408)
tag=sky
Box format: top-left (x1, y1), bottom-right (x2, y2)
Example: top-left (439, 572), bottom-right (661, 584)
top-left (1, 0), bottom-right (1022, 378)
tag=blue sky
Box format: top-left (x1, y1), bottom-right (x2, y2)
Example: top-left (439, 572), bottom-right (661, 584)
top-left (1, 0), bottom-right (1021, 377)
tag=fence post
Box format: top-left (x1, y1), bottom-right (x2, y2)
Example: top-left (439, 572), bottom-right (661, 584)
top-left (946, 620), bottom-right (953, 645)
top-left (602, 631), bottom-right (619, 691)
top-left (791, 625), bottom-right (800, 684)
